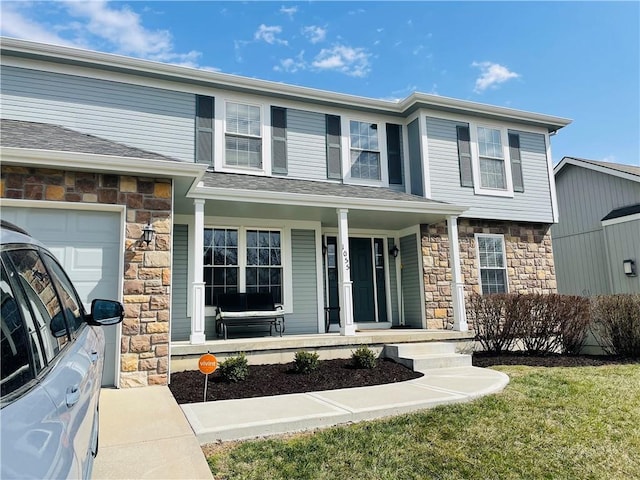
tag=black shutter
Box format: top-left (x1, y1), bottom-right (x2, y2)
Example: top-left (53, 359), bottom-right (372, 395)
top-left (196, 95), bottom-right (214, 165)
top-left (509, 132), bottom-right (524, 192)
top-left (456, 125), bottom-right (473, 187)
top-left (386, 123), bottom-right (403, 185)
top-left (326, 115), bottom-right (342, 179)
top-left (271, 107), bottom-right (287, 174)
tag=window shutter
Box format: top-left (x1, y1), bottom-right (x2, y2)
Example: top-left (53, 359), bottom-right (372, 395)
top-left (196, 95), bottom-right (214, 165)
top-left (271, 107), bottom-right (287, 174)
top-left (508, 132), bottom-right (524, 192)
top-left (456, 125), bottom-right (473, 187)
top-left (386, 123), bottom-right (403, 185)
top-left (326, 115), bottom-right (342, 179)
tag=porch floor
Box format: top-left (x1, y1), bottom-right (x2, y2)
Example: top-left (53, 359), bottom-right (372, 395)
top-left (170, 329), bottom-right (475, 372)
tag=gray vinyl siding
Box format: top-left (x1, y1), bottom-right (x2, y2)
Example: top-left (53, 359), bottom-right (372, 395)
top-left (552, 165), bottom-right (640, 295)
top-left (287, 229), bottom-right (319, 334)
top-left (426, 117), bottom-right (554, 222)
top-left (1, 65), bottom-right (194, 161)
top-left (407, 119), bottom-right (424, 196)
top-left (603, 219), bottom-right (640, 294)
top-left (286, 109), bottom-right (327, 180)
top-left (171, 225), bottom-right (190, 341)
top-left (399, 233), bottom-right (422, 328)
top-left (387, 238), bottom-right (400, 325)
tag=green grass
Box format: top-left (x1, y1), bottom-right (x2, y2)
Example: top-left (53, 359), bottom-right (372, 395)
top-left (207, 364), bottom-right (640, 480)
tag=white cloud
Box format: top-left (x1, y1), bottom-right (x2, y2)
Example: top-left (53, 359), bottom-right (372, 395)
top-left (274, 51), bottom-right (306, 73)
top-left (312, 44), bottom-right (371, 77)
top-left (302, 25), bottom-right (326, 44)
top-left (254, 24), bottom-right (288, 45)
top-left (0, 1), bottom-right (206, 68)
top-left (472, 61), bottom-right (520, 93)
top-left (280, 6), bottom-right (298, 19)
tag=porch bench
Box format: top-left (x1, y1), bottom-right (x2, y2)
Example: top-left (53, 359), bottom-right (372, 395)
top-left (214, 292), bottom-right (285, 340)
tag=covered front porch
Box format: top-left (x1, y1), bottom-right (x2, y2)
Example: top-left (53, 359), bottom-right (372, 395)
top-left (170, 328), bottom-right (475, 372)
top-left (172, 172), bottom-right (471, 346)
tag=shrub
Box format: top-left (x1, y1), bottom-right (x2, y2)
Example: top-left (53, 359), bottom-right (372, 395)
top-left (558, 296), bottom-right (591, 355)
top-left (468, 294), bottom-right (517, 353)
top-left (591, 294), bottom-right (640, 358)
top-left (219, 353), bottom-right (249, 383)
top-left (352, 346), bottom-right (377, 369)
top-left (294, 350), bottom-right (319, 374)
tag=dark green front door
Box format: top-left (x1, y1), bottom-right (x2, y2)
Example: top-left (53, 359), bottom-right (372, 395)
top-left (349, 238), bottom-right (375, 322)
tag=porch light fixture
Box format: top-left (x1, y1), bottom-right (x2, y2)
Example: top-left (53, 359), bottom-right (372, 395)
top-left (142, 223), bottom-right (156, 246)
top-left (623, 259), bottom-right (637, 277)
top-left (322, 242), bottom-right (327, 256)
top-left (389, 245), bottom-right (399, 258)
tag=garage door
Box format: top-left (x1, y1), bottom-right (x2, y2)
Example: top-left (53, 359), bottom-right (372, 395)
top-left (2, 206), bottom-right (121, 386)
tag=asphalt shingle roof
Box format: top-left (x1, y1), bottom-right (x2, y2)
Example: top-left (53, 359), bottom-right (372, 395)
top-left (202, 171), bottom-right (449, 205)
top-left (1, 119), bottom-right (179, 162)
top-left (563, 157), bottom-right (640, 178)
top-left (601, 203), bottom-right (640, 221)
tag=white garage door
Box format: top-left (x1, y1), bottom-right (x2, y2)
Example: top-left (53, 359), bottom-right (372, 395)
top-left (2, 206), bottom-right (121, 386)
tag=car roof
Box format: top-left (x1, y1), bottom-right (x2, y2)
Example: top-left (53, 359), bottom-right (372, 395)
top-left (0, 220), bottom-right (44, 248)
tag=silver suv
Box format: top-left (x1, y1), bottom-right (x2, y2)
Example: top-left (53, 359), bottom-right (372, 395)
top-left (0, 220), bottom-right (123, 479)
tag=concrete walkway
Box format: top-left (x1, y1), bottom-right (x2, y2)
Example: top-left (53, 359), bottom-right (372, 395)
top-left (92, 386), bottom-right (213, 480)
top-left (181, 366), bottom-right (509, 444)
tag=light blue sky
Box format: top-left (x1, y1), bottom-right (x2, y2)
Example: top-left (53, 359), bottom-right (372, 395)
top-left (2, 1), bottom-right (638, 166)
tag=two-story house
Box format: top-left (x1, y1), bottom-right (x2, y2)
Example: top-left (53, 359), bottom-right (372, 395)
top-left (0, 38), bottom-right (570, 387)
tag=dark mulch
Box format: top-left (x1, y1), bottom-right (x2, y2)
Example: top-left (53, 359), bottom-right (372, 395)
top-left (169, 358), bottom-right (423, 404)
top-left (473, 352), bottom-right (639, 368)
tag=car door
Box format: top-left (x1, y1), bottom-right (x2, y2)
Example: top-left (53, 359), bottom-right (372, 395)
top-left (0, 252), bottom-right (80, 479)
top-left (3, 248), bottom-right (95, 477)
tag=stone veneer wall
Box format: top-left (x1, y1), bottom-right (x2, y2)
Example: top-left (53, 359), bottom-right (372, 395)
top-left (1, 166), bottom-right (172, 387)
top-left (422, 218), bottom-right (556, 329)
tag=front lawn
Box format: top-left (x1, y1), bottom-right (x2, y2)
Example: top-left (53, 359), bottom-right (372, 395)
top-left (206, 363), bottom-right (640, 480)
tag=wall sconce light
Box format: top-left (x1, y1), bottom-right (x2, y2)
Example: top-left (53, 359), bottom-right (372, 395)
top-left (389, 245), bottom-right (399, 258)
top-left (142, 223), bottom-right (156, 246)
top-left (623, 259), bottom-right (637, 277)
top-left (322, 243), bottom-right (327, 256)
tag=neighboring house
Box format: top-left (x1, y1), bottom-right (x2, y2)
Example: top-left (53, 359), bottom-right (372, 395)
top-left (0, 38), bottom-right (570, 387)
top-left (552, 157), bottom-right (640, 296)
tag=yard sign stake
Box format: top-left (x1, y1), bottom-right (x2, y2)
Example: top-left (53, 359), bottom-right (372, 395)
top-left (198, 352), bottom-right (218, 402)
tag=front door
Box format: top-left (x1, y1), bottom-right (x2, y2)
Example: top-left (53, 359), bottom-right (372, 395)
top-left (349, 238), bottom-right (376, 322)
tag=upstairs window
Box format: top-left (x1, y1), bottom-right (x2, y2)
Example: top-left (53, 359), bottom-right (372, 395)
top-left (477, 127), bottom-right (507, 190)
top-left (349, 121), bottom-right (380, 180)
top-left (476, 234), bottom-right (508, 294)
top-left (225, 102), bottom-right (262, 169)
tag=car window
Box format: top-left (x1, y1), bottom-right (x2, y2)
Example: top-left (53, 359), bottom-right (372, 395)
top-left (0, 262), bottom-right (35, 397)
top-left (4, 249), bottom-right (70, 362)
top-left (42, 252), bottom-right (85, 336)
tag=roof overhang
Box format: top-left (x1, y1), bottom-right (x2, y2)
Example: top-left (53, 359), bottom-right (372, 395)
top-left (1, 37), bottom-right (571, 133)
top-left (555, 157), bottom-right (640, 183)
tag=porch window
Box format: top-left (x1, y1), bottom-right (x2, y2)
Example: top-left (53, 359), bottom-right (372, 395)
top-left (204, 228), bottom-right (238, 305)
top-left (225, 102), bottom-right (262, 169)
top-left (349, 121), bottom-right (380, 180)
top-left (246, 230), bottom-right (282, 303)
top-left (476, 234), bottom-right (508, 294)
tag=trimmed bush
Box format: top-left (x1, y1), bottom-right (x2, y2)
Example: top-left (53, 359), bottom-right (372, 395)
top-left (468, 294), bottom-right (517, 353)
top-left (294, 350), bottom-right (319, 374)
top-left (352, 346), bottom-right (377, 369)
top-left (219, 353), bottom-right (249, 383)
top-left (591, 294), bottom-right (640, 358)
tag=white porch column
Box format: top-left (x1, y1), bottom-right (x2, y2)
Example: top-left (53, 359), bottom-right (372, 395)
top-left (337, 208), bottom-right (356, 336)
top-left (190, 199), bottom-right (206, 344)
top-left (447, 215), bottom-right (468, 332)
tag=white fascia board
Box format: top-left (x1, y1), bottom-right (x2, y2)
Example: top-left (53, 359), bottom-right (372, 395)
top-left (554, 157), bottom-right (640, 183)
top-left (191, 185), bottom-right (469, 216)
top-left (2, 37), bottom-right (571, 132)
top-left (1, 146), bottom-right (208, 180)
top-left (601, 213), bottom-right (640, 227)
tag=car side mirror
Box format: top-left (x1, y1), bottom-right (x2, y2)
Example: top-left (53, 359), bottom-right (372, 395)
top-left (89, 299), bottom-right (124, 326)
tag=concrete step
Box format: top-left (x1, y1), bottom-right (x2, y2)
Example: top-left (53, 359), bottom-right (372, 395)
top-left (385, 342), bottom-right (457, 359)
top-left (385, 342), bottom-right (472, 372)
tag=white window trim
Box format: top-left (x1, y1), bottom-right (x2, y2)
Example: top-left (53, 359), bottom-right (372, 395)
top-left (342, 116), bottom-right (388, 187)
top-left (216, 98), bottom-right (270, 175)
top-left (203, 224), bottom-right (292, 315)
top-left (469, 124), bottom-right (514, 198)
top-left (474, 233), bottom-right (509, 294)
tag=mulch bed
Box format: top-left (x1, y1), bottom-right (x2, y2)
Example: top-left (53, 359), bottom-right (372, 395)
top-left (169, 358), bottom-right (423, 404)
top-left (169, 353), bottom-right (638, 405)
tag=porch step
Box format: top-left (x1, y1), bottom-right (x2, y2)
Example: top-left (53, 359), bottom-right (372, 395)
top-left (384, 342), bottom-right (472, 372)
